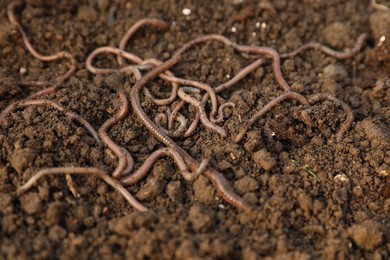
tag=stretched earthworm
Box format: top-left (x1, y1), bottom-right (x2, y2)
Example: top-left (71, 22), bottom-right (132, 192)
top-left (235, 91), bottom-right (309, 143)
top-left (17, 167), bottom-right (148, 212)
top-left (0, 86), bottom-right (57, 121)
top-left (174, 34), bottom-right (291, 92)
top-left (120, 147), bottom-right (193, 185)
top-left (16, 99), bottom-right (99, 142)
top-left (117, 18), bottom-right (169, 66)
top-left (8, 0), bottom-right (76, 85)
top-left (98, 91), bottom-right (131, 178)
top-left (280, 33), bottom-right (367, 60)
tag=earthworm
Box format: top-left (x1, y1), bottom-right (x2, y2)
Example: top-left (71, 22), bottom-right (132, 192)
top-left (16, 99), bottom-right (99, 142)
top-left (280, 33), bottom-right (367, 59)
top-left (139, 59), bottom-right (179, 106)
top-left (87, 50), bottom-right (179, 106)
top-left (211, 102), bottom-right (235, 123)
top-left (307, 93), bottom-right (354, 143)
top-left (183, 112), bottom-right (200, 137)
top-left (155, 110), bottom-right (187, 137)
top-left (86, 46), bottom-right (143, 74)
top-left (168, 100), bottom-right (200, 137)
top-left (152, 72), bottom-right (219, 115)
top-left (120, 147), bottom-right (192, 184)
top-left (178, 87), bottom-right (226, 136)
top-left (0, 86), bottom-right (57, 121)
top-left (235, 91), bottom-right (309, 143)
top-left (168, 100), bottom-right (201, 137)
top-left (122, 148), bottom-right (135, 175)
top-left (174, 34), bottom-right (291, 92)
top-left (168, 100), bottom-right (186, 130)
top-left (215, 58), bottom-right (265, 93)
top-left (130, 54), bottom-right (254, 212)
top-left (155, 112), bottom-right (168, 129)
top-left (117, 18), bottom-right (169, 66)
top-left (98, 91), bottom-right (131, 178)
top-left (371, 0), bottom-right (389, 11)
top-left (8, 0), bottom-right (77, 86)
top-left (17, 167), bottom-right (148, 212)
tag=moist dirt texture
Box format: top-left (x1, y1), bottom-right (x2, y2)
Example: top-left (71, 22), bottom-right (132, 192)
top-left (1, 0), bottom-right (390, 259)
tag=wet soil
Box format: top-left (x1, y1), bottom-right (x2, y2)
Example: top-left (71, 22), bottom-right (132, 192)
top-left (1, 0), bottom-right (389, 259)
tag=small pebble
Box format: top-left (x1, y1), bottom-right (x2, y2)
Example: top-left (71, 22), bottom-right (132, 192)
top-left (182, 8), bottom-right (191, 16)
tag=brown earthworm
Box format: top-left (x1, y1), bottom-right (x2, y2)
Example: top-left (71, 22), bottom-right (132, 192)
top-left (17, 167), bottom-right (148, 212)
top-left (16, 99), bottom-right (99, 142)
top-left (98, 91), bottom-right (130, 178)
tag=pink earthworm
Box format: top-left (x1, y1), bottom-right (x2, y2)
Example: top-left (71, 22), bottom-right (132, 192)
top-left (17, 99), bottom-right (99, 142)
top-left (98, 91), bottom-right (132, 178)
top-left (120, 147), bottom-right (194, 185)
top-left (17, 167), bottom-right (148, 212)
top-left (8, 0), bottom-right (77, 85)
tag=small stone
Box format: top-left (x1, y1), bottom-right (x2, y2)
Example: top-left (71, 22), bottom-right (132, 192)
top-left (10, 148), bottom-right (37, 174)
top-left (348, 220), bottom-right (383, 250)
top-left (188, 205), bottom-right (215, 232)
top-left (19, 192), bottom-right (41, 215)
top-left (322, 22), bottom-right (350, 49)
top-left (234, 176), bottom-right (259, 194)
top-left (193, 175), bottom-right (215, 204)
top-left (252, 149), bottom-right (276, 171)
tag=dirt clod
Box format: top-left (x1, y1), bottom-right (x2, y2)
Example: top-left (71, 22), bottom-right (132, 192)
top-left (10, 148), bottom-right (37, 175)
top-left (193, 175), bottom-right (215, 204)
top-left (188, 204), bottom-right (215, 233)
top-left (252, 149), bottom-right (276, 171)
top-left (234, 176), bottom-right (259, 194)
top-left (322, 22), bottom-right (350, 49)
top-left (19, 192), bottom-right (41, 215)
top-left (347, 220), bottom-right (383, 251)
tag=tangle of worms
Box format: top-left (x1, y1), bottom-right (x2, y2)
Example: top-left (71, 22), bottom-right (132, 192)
top-left (2, 3), bottom-right (368, 213)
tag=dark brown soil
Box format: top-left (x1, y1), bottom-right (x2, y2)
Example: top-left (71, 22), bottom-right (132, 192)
top-left (1, 0), bottom-right (389, 259)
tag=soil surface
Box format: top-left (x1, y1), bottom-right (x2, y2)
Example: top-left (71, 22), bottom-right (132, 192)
top-left (1, 0), bottom-right (389, 259)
